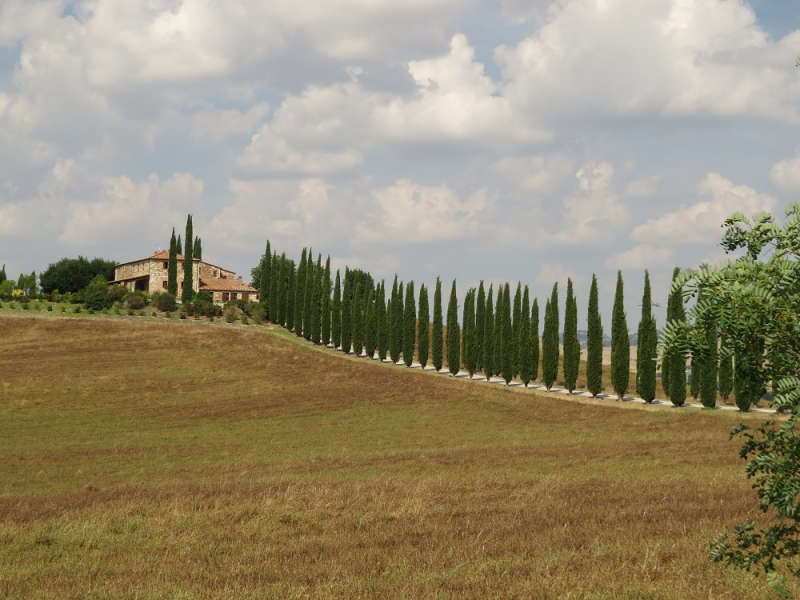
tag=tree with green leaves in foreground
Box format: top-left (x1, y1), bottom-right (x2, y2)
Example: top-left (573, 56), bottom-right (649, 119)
top-left (417, 284), bottom-right (429, 369)
top-left (167, 228), bottom-right (178, 295)
top-left (611, 271), bottom-right (630, 401)
top-left (475, 281), bottom-right (485, 373)
top-left (331, 270), bottom-right (342, 348)
top-left (665, 267), bottom-right (687, 406)
top-left (341, 276), bottom-right (352, 354)
top-left (656, 204), bottom-right (800, 581)
top-left (403, 281), bottom-right (416, 366)
top-left (321, 256), bottom-right (331, 346)
top-left (636, 271), bottom-right (657, 403)
top-left (530, 297), bottom-right (539, 383)
top-left (519, 287), bottom-right (532, 387)
top-left (541, 284), bottom-right (559, 391)
top-left (483, 285), bottom-right (495, 382)
top-left (447, 280), bottom-right (460, 375)
top-left (181, 214), bottom-right (194, 303)
top-left (462, 288), bottom-right (476, 378)
top-left (501, 283), bottom-right (513, 385)
top-left (563, 278), bottom-right (579, 394)
top-left (432, 277), bottom-right (443, 372)
top-left (586, 275), bottom-right (603, 397)
top-left (376, 282), bottom-right (388, 360)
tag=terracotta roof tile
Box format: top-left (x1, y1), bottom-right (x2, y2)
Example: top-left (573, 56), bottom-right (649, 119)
top-left (199, 278), bottom-right (258, 293)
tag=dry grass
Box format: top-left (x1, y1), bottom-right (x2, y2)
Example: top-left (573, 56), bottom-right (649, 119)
top-left (0, 313), bottom-right (791, 598)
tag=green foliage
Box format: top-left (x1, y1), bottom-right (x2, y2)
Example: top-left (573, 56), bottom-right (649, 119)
top-left (152, 291), bottom-right (177, 312)
top-left (332, 270), bottom-right (342, 348)
top-left (433, 278), bottom-right (444, 372)
top-left (294, 248), bottom-right (307, 336)
top-left (700, 325), bottom-right (718, 409)
top-left (302, 248), bottom-right (315, 341)
top-left (563, 278), bottom-right (579, 394)
top-left (168, 228), bottom-right (178, 295)
top-left (389, 276), bottom-right (401, 363)
top-left (376, 281), bottom-right (387, 360)
top-left (475, 281), bottom-right (485, 373)
top-left (493, 285), bottom-right (503, 378)
top-left (365, 288), bottom-right (377, 359)
top-left (541, 284), bottom-right (559, 391)
top-left (519, 287), bottom-right (532, 387)
top-left (193, 236), bottom-right (202, 261)
top-left (352, 282), bottom-right (364, 356)
top-left (446, 280), bottom-right (460, 375)
top-left (483, 285), bottom-right (495, 381)
top-left (417, 284), bottom-right (429, 369)
top-left (182, 214), bottom-right (194, 304)
top-left (40, 256), bottom-right (116, 294)
top-left (664, 267), bottom-right (687, 406)
top-left (512, 283), bottom-right (522, 377)
top-left (321, 256), bottom-right (331, 346)
top-left (341, 275), bottom-right (352, 354)
top-left (84, 275), bottom-right (111, 311)
top-left (462, 288), bottom-right (476, 378)
top-left (310, 254), bottom-right (322, 344)
top-left (530, 297), bottom-right (539, 383)
top-left (501, 283), bottom-right (513, 385)
top-left (719, 345), bottom-right (733, 403)
top-left (587, 275), bottom-right (603, 397)
top-left (636, 271), bottom-right (657, 403)
top-left (403, 281), bottom-right (416, 366)
top-left (0, 279), bottom-right (14, 300)
top-left (611, 271), bottom-right (630, 400)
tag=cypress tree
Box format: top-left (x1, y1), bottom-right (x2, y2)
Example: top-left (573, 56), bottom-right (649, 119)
top-left (310, 254), bottom-right (322, 344)
top-left (352, 282), bottom-right (364, 356)
top-left (513, 283), bottom-right (522, 376)
top-left (483, 285), bottom-right (495, 381)
top-left (302, 248), bottom-right (314, 341)
top-left (167, 228), bottom-right (178, 295)
top-left (462, 288), bottom-right (476, 378)
top-left (475, 281), bottom-right (485, 373)
top-left (530, 297), bottom-right (539, 382)
top-left (321, 257), bottom-right (331, 346)
top-left (376, 281), bottom-right (388, 360)
top-left (332, 270), bottom-right (342, 348)
top-left (365, 289), bottom-right (377, 359)
top-left (341, 276), bottom-right (352, 354)
top-left (542, 284), bottom-right (559, 391)
top-left (611, 271), bottom-right (630, 401)
top-left (636, 271), bottom-right (657, 403)
top-left (493, 285), bottom-right (503, 377)
top-left (389, 277), bottom-right (400, 363)
top-left (294, 248), bottom-right (307, 335)
top-left (718, 344), bottom-right (733, 404)
top-left (563, 278), bottom-right (579, 394)
top-left (418, 284), bottom-right (430, 369)
top-left (519, 286), bottom-right (532, 386)
top-left (181, 214), bottom-right (194, 303)
top-left (446, 280), bottom-right (460, 375)
top-left (666, 267), bottom-right (687, 406)
top-left (403, 281), bottom-right (416, 366)
top-left (700, 325), bottom-right (718, 409)
top-left (586, 275), bottom-right (603, 397)
top-left (690, 355), bottom-right (701, 400)
top-left (259, 241), bottom-right (271, 311)
top-left (193, 237), bottom-right (202, 261)
top-left (432, 277), bottom-right (444, 372)
top-left (176, 234), bottom-right (182, 254)
top-left (285, 260), bottom-right (295, 330)
top-left (395, 283), bottom-right (404, 362)
top-left (269, 251), bottom-right (279, 323)
top-left (501, 283), bottom-right (513, 385)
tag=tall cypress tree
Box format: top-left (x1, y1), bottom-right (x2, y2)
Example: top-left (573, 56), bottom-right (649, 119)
top-left (167, 228), bottom-right (178, 295)
top-left (181, 214), bottom-right (194, 303)
top-left (587, 274), bottom-right (603, 397)
top-left (321, 256), bottom-right (331, 346)
top-left (418, 284), bottom-right (430, 369)
top-left (285, 260), bottom-right (296, 330)
top-left (332, 270), bottom-right (342, 348)
top-left (519, 286), bottom-right (532, 387)
top-left (611, 271), bottom-right (630, 401)
top-left (563, 278), bottom-right (579, 394)
top-left (376, 281), bottom-right (388, 360)
top-left (636, 271), bottom-right (657, 403)
top-left (259, 241), bottom-right (271, 310)
top-left (493, 285), bottom-right (504, 378)
top-left (310, 254), bottom-right (322, 343)
top-left (530, 297), bottom-right (539, 382)
top-left (690, 355), bottom-right (701, 400)
top-left (484, 285), bottom-right (495, 382)
top-left (512, 283), bottom-right (522, 376)
top-left (352, 282), bottom-right (364, 356)
top-left (389, 277), bottom-right (401, 363)
top-left (432, 277), bottom-right (444, 372)
top-left (193, 237), bottom-right (202, 261)
top-left (542, 284), bottom-right (559, 391)
top-left (365, 289), bottom-right (377, 359)
top-left (294, 248), bottom-right (307, 335)
top-left (446, 280), bottom-right (460, 375)
top-left (302, 248), bottom-right (314, 341)
top-left (269, 251), bottom-right (279, 324)
top-left (667, 267), bottom-right (687, 406)
top-left (700, 325), bottom-right (718, 409)
top-left (176, 234), bottom-right (182, 255)
top-left (501, 283), bottom-right (513, 385)
top-left (475, 281), bottom-right (486, 373)
top-left (462, 288), bottom-right (476, 378)
top-left (341, 276), bottom-right (352, 354)
top-left (403, 281), bottom-right (416, 367)
top-left (718, 342), bottom-right (733, 404)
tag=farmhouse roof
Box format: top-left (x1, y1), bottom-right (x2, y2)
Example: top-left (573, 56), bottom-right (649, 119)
top-left (115, 251), bottom-right (227, 271)
top-left (199, 277), bottom-right (258, 293)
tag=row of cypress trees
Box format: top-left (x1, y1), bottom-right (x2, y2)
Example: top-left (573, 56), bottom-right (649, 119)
top-left (253, 240), bottom-right (739, 406)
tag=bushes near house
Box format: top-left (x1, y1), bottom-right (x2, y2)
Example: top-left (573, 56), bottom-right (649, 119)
top-left (152, 292), bottom-right (177, 312)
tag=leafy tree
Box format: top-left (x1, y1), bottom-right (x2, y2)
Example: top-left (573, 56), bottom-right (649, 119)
top-left (376, 281), bottom-right (388, 360)
top-left (563, 278), bottom-right (579, 394)
top-left (483, 285), bottom-right (495, 381)
top-left (182, 214), bottom-right (194, 303)
top-left (501, 283), bottom-right (513, 385)
top-left (168, 228), bottom-right (178, 295)
top-left (16, 271), bottom-right (37, 297)
top-left (530, 297), bottom-right (539, 383)
top-left (341, 275), bottom-right (352, 354)
top-left (40, 257), bottom-right (116, 294)
top-left (519, 286), bottom-right (532, 387)
top-left (294, 248), bottom-right (307, 336)
top-left (403, 281), bottom-right (416, 366)
top-left (447, 280), bottom-right (460, 375)
top-left (611, 271), bottom-right (630, 401)
top-left (541, 283), bottom-right (559, 391)
top-left (475, 281), bottom-right (485, 373)
top-left (432, 277), bottom-right (443, 372)
top-left (657, 204), bottom-right (800, 579)
top-left (84, 274), bottom-right (111, 310)
top-left (321, 256), bottom-right (331, 345)
top-left (418, 284), bottom-right (430, 369)
top-left (0, 264), bottom-right (5, 284)
top-left (462, 288), bottom-right (476, 378)
top-left (636, 271), bottom-right (657, 403)
top-left (587, 275), bottom-right (603, 397)
top-left (332, 270), bottom-right (342, 348)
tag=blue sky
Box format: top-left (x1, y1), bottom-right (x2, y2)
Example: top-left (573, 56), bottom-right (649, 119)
top-left (0, 0), bottom-right (798, 326)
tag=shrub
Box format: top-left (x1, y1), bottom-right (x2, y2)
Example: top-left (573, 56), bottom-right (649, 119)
top-left (151, 312), bottom-right (157, 317)
top-left (108, 285), bottom-right (126, 302)
top-left (180, 313), bottom-right (187, 320)
top-left (152, 292), bottom-right (177, 313)
top-left (127, 309), bottom-right (134, 316)
top-left (60, 306), bottom-right (66, 313)
top-left (249, 303), bottom-right (265, 324)
top-left (241, 314), bottom-right (249, 325)
top-left (224, 305), bottom-right (243, 323)
top-left (84, 275), bottom-right (112, 311)
top-left (9, 303), bottom-right (15, 310)
top-left (22, 303), bottom-right (30, 311)
top-left (209, 316), bottom-right (214, 323)
top-left (127, 292), bottom-right (147, 310)
top-left (47, 305), bottom-right (52, 312)
top-left (74, 306), bottom-right (81, 313)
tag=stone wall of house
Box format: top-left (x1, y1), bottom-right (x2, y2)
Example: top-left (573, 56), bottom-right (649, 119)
top-left (198, 262), bottom-right (235, 281)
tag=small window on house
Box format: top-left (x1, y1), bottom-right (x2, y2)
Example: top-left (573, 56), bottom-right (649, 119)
top-left (223, 292), bottom-right (229, 302)
top-left (162, 281), bottom-right (168, 289)
top-left (163, 262), bottom-right (168, 269)
top-left (232, 293), bottom-right (237, 300)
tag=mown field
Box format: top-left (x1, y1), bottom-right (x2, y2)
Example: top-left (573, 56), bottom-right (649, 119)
top-left (0, 313), bottom-right (790, 598)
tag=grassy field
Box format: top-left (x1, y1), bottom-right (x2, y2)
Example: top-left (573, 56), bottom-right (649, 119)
top-left (0, 312), bottom-right (791, 598)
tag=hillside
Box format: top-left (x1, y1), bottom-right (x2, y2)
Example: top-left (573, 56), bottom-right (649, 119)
top-left (0, 314), bottom-right (786, 598)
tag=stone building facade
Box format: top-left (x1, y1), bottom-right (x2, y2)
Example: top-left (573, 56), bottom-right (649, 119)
top-left (112, 251), bottom-right (258, 303)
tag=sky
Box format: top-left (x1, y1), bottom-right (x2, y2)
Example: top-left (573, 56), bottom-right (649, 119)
top-left (0, 0), bottom-right (799, 327)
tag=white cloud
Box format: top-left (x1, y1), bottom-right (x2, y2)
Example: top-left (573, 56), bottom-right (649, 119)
top-left (494, 153), bottom-right (574, 193)
top-left (556, 160), bottom-right (628, 240)
top-left (188, 103), bottom-right (270, 142)
top-left (631, 172), bottom-right (776, 244)
top-left (625, 175), bottom-right (662, 198)
top-left (605, 244), bottom-right (674, 270)
top-left (770, 150), bottom-right (800, 192)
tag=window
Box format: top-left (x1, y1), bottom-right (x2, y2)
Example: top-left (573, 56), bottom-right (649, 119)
top-left (223, 292), bottom-right (229, 302)
top-left (163, 262), bottom-right (168, 269)
top-left (232, 293), bottom-right (237, 300)
top-left (162, 281), bottom-right (167, 289)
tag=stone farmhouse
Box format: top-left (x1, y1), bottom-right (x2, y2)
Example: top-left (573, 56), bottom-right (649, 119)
top-left (111, 251), bottom-right (259, 303)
